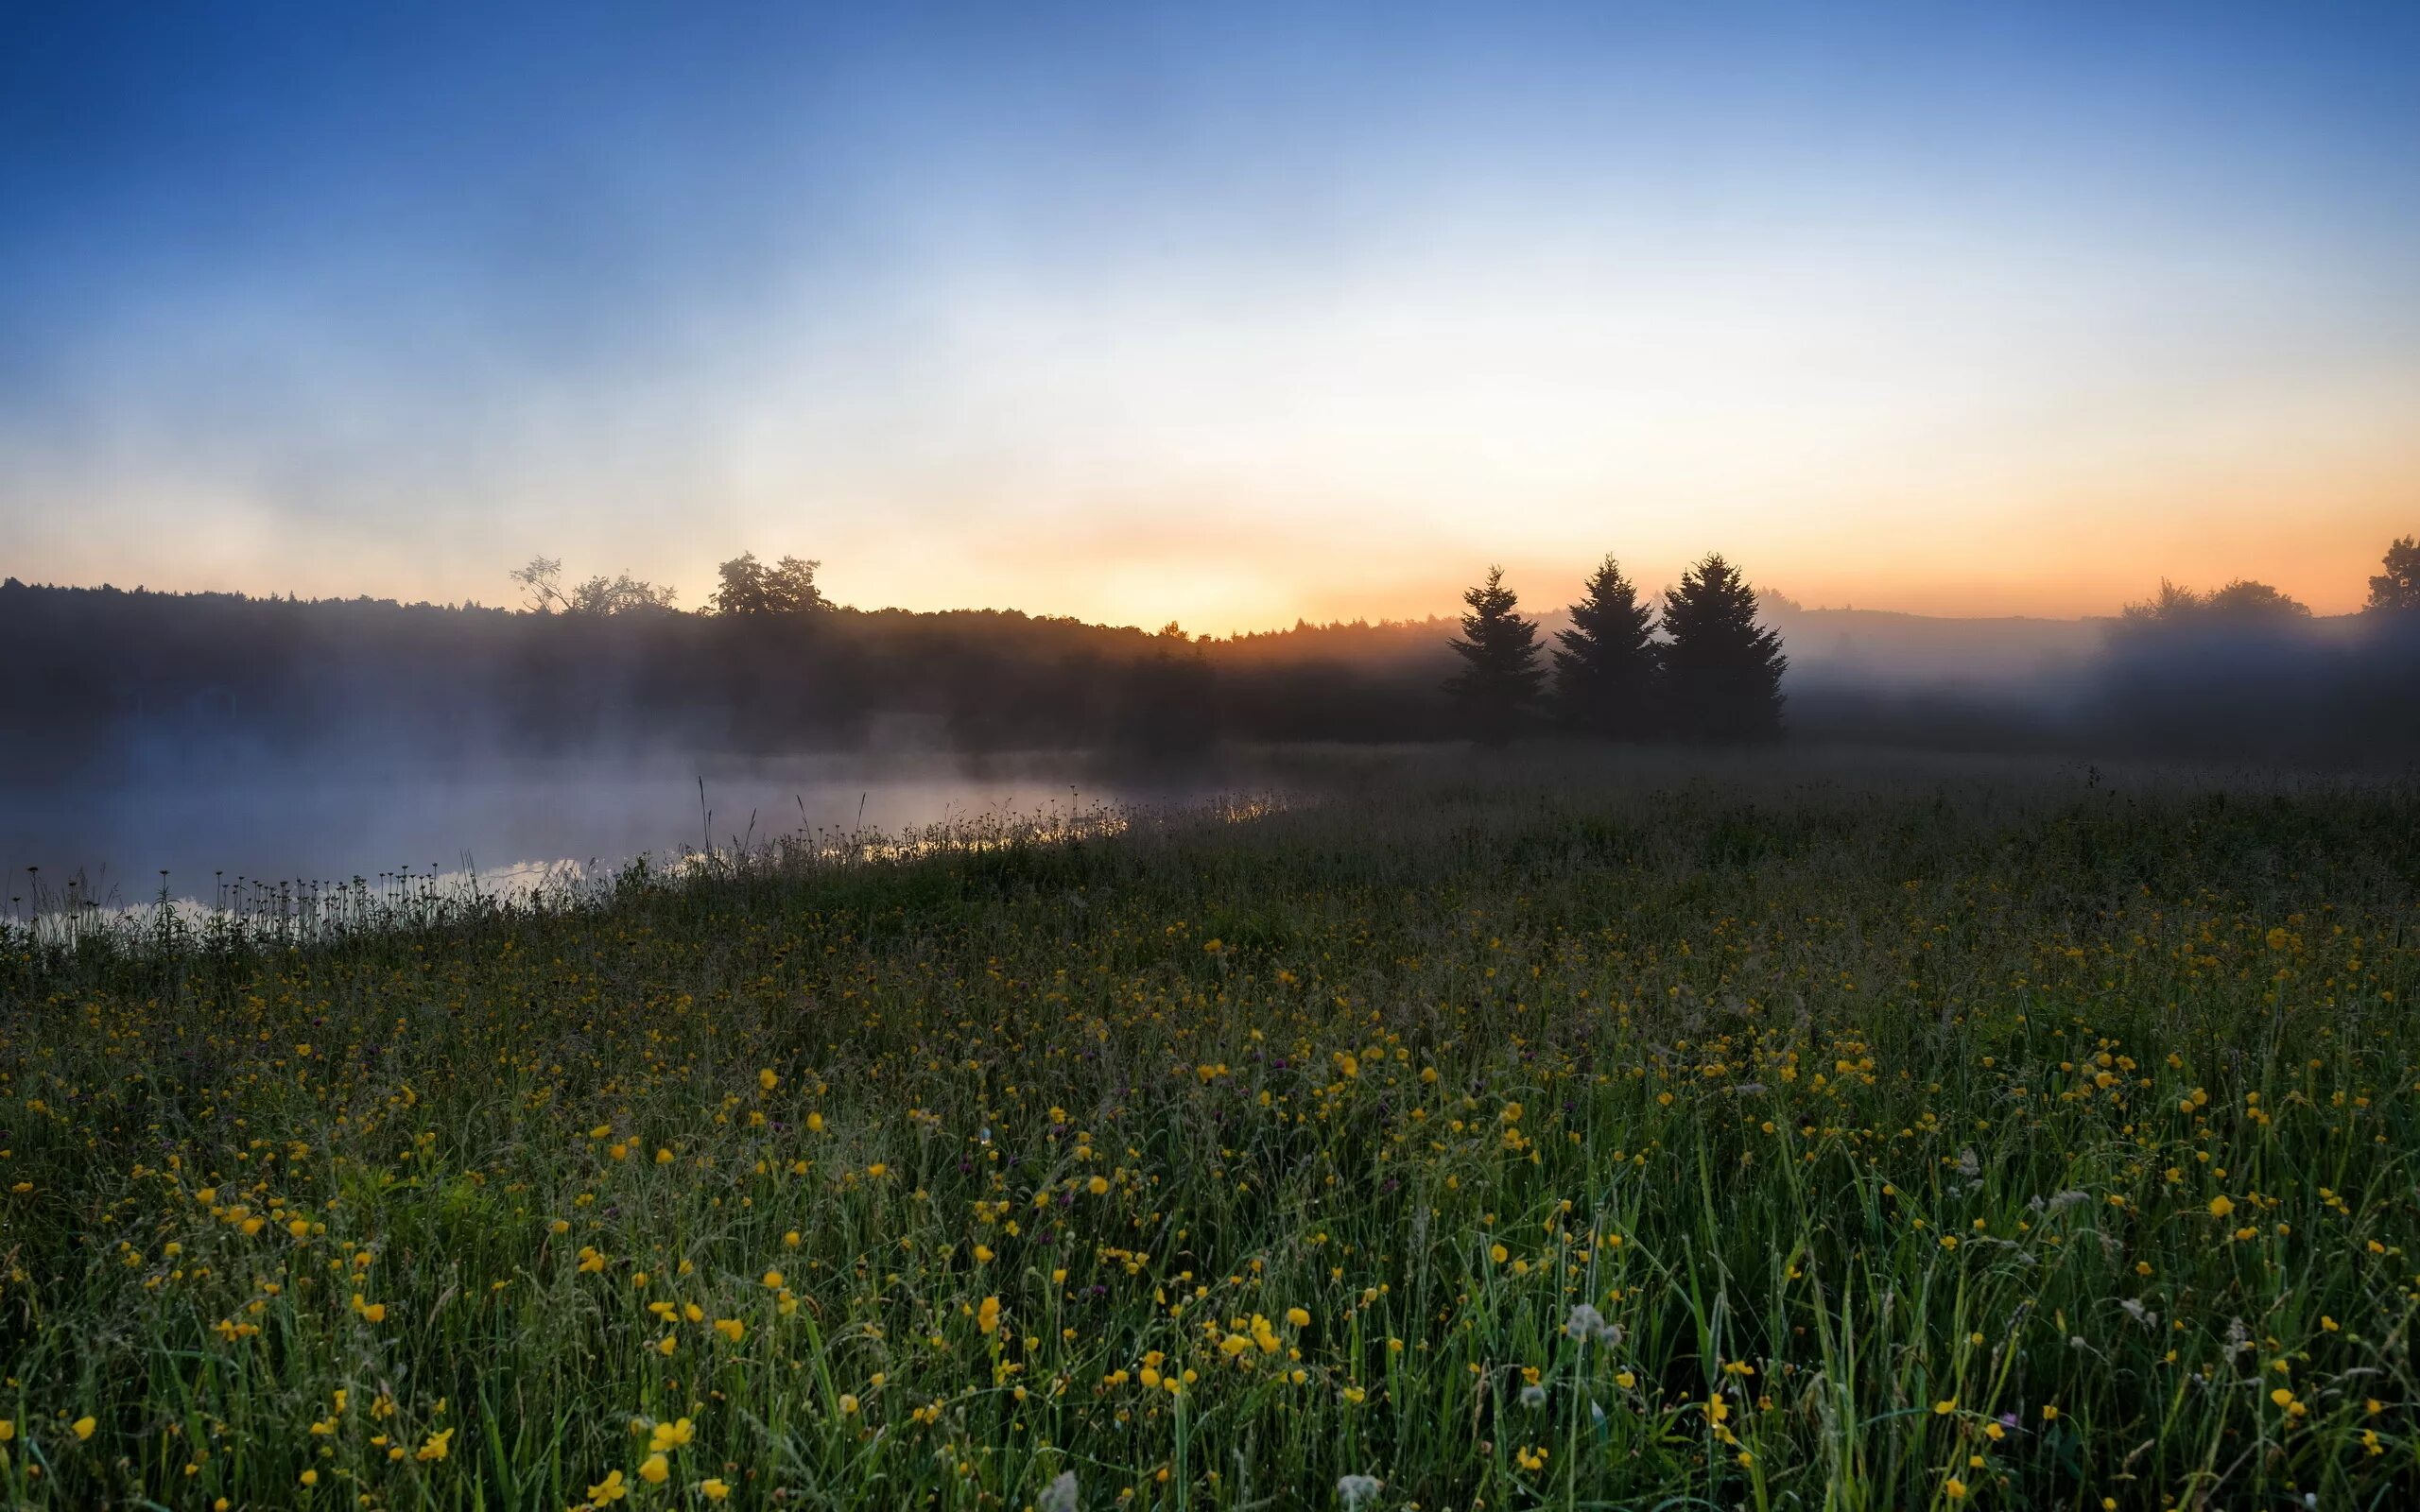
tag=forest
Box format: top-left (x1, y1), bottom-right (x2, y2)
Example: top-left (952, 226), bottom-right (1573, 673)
top-left (2, 536), bottom-right (2415, 782)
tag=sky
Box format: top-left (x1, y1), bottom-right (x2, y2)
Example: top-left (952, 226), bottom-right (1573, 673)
top-left (3, 2), bottom-right (2417, 634)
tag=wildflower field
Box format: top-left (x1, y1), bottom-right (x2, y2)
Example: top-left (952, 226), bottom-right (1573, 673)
top-left (3, 755), bottom-right (2417, 1510)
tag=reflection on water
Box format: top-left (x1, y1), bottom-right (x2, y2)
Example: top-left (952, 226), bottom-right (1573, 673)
top-left (0, 752), bottom-right (1227, 912)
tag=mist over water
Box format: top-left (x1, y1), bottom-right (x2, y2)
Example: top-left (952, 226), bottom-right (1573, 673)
top-left (0, 751), bottom-right (1214, 910)
top-left (6, 572), bottom-right (2416, 918)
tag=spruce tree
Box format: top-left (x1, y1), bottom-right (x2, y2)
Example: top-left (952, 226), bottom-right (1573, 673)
top-left (1659, 553), bottom-right (1786, 741)
top-left (1444, 566), bottom-right (1545, 745)
top-left (1551, 554), bottom-right (1660, 737)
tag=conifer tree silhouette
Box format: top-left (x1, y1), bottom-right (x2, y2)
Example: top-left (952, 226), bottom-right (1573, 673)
top-left (1444, 566), bottom-right (1544, 745)
top-left (1550, 554), bottom-right (1659, 737)
top-left (1659, 553), bottom-right (1786, 741)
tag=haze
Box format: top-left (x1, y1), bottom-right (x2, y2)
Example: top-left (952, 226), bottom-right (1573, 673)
top-left (5, 2), bottom-right (2417, 632)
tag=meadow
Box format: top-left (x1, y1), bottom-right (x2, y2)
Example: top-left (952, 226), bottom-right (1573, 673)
top-left (2, 751), bottom-right (2416, 1510)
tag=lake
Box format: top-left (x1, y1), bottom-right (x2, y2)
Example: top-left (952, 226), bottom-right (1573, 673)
top-left (0, 751), bottom-right (1229, 913)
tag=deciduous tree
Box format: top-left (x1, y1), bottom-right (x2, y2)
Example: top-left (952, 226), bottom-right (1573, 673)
top-left (2368, 536), bottom-right (2420, 614)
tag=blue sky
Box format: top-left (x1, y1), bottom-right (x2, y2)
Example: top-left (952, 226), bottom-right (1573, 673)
top-left (4, 2), bottom-right (2416, 628)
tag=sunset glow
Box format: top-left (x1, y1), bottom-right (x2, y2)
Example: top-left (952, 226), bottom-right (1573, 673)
top-left (5, 3), bottom-right (2415, 629)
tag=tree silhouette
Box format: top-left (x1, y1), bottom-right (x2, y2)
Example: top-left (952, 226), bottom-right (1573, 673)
top-left (2208, 579), bottom-right (2310, 620)
top-left (565, 573), bottom-right (677, 615)
top-left (1444, 566), bottom-right (1544, 745)
top-left (2122, 577), bottom-right (2309, 626)
top-left (1551, 555), bottom-right (1659, 737)
top-left (510, 557), bottom-right (677, 615)
top-left (2118, 579), bottom-right (2205, 625)
top-left (2368, 537), bottom-right (2420, 613)
top-left (712, 553), bottom-right (826, 615)
top-left (1660, 554), bottom-right (1786, 742)
top-left (1112, 621), bottom-right (1218, 759)
top-left (510, 557), bottom-right (569, 612)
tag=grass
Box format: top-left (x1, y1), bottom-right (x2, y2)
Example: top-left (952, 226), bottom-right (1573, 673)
top-left (1, 750), bottom-right (2416, 1510)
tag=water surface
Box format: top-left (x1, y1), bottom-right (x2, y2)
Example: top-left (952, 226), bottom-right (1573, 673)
top-left (0, 752), bottom-right (1201, 911)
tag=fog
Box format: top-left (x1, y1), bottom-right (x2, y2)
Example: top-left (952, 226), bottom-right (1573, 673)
top-left (0, 751), bottom-right (1234, 912)
top-left (4, 577), bottom-right (2415, 915)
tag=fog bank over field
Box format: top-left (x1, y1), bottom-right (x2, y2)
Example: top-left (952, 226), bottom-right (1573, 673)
top-left (1760, 599), bottom-right (2107, 686)
top-left (3, 560), bottom-right (2417, 900)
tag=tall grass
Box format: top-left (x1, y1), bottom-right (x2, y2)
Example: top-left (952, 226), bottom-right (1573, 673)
top-left (1, 752), bottom-right (2414, 1509)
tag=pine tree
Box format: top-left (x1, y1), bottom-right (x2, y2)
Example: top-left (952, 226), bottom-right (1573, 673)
top-left (1550, 555), bottom-right (1659, 737)
top-left (1659, 553), bottom-right (1786, 742)
top-left (1444, 566), bottom-right (1545, 745)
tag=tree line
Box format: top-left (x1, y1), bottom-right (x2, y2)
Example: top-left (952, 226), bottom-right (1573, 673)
top-left (1445, 553), bottom-right (1787, 745)
top-left (0, 535), bottom-right (2413, 780)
